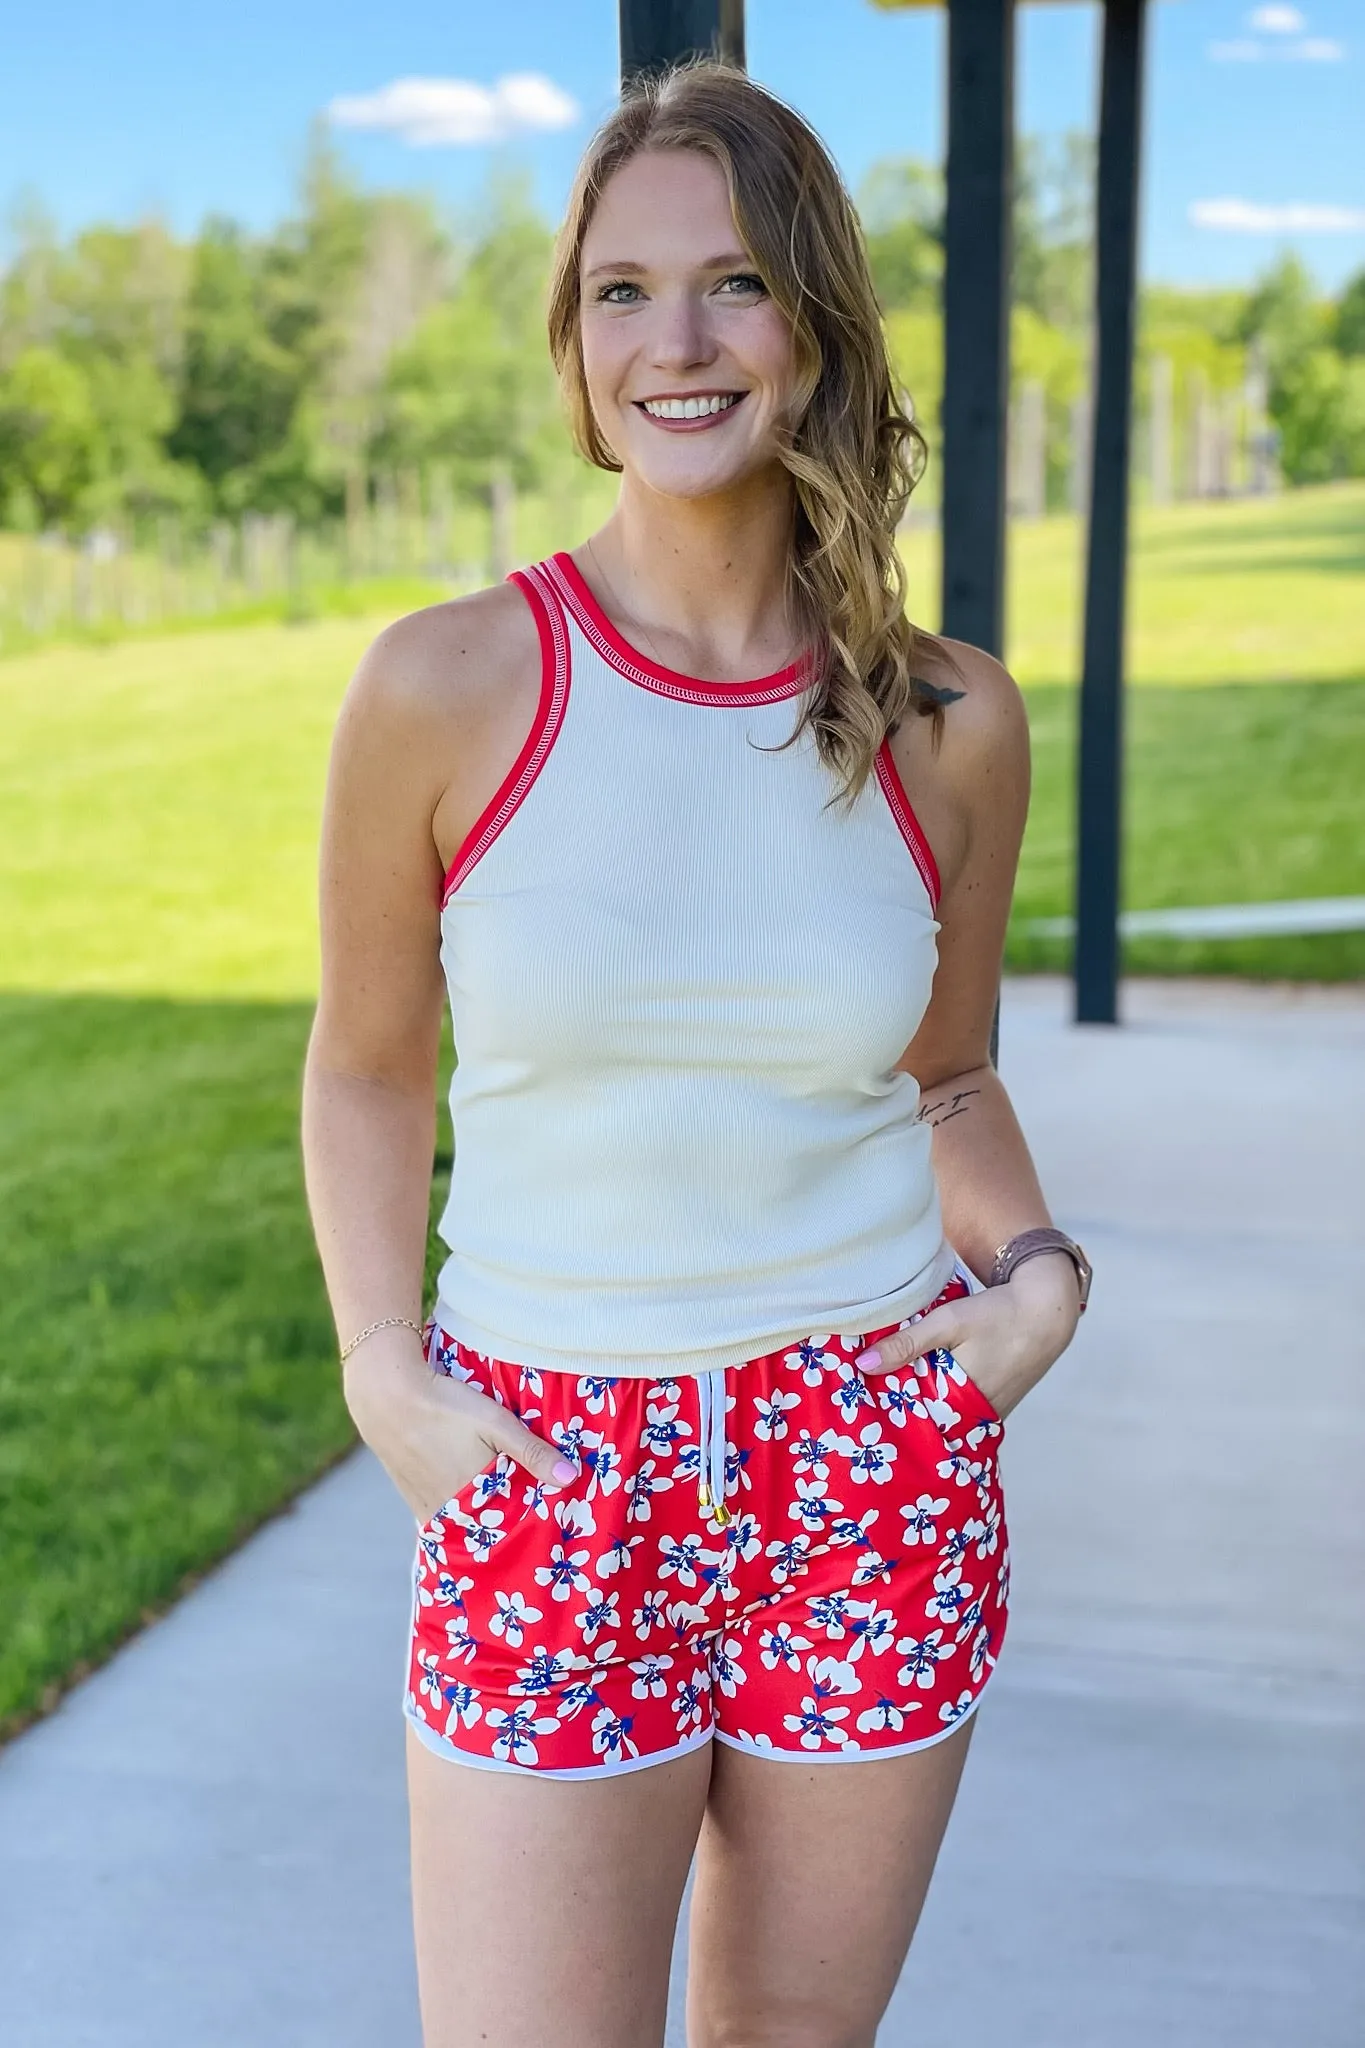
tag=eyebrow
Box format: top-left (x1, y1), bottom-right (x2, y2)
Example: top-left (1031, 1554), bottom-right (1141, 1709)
top-left (582, 252), bottom-right (754, 279)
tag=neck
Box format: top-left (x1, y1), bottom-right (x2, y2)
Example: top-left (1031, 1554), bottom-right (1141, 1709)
top-left (588, 466), bottom-right (799, 680)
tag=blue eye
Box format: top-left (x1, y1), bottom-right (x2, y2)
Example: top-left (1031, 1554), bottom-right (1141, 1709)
top-left (719, 273), bottom-right (766, 296)
top-left (596, 280), bottom-right (642, 304)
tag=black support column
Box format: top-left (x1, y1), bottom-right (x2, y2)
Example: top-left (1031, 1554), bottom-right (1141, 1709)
top-left (619, 0), bottom-right (746, 83)
top-left (1074, 0), bottom-right (1147, 1024)
top-left (939, 0), bottom-right (1015, 658)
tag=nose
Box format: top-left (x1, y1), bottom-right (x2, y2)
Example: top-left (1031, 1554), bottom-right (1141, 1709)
top-left (647, 285), bottom-right (719, 375)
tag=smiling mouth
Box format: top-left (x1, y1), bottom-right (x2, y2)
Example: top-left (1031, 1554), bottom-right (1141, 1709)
top-left (635, 392), bottom-right (745, 424)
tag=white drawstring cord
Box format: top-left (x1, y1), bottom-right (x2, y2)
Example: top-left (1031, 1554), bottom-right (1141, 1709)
top-left (696, 1368), bottom-right (730, 1525)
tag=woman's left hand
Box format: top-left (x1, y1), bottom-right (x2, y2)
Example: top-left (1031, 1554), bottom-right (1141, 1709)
top-left (859, 1254), bottom-right (1082, 1420)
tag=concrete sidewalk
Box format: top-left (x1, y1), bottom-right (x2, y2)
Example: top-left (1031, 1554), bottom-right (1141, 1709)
top-left (1, 978), bottom-right (1362, 2047)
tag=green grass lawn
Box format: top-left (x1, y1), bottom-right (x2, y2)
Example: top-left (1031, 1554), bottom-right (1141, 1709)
top-left (1, 481), bottom-right (1361, 1735)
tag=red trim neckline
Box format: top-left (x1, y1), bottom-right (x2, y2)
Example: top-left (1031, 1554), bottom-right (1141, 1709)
top-left (547, 550), bottom-right (809, 706)
top-left (874, 739), bottom-right (942, 910)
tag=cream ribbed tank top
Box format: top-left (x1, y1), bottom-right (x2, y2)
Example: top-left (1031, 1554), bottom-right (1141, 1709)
top-left (431, 552), bottom-right (954, 1378)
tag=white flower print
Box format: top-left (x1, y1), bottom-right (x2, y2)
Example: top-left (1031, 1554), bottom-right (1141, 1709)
top-left (968, 1622), bottom-right (996, 1681)
top-left (640, 1400), bottom-right (691, 1457)
top-left (940, 1525), bottom-right (972, 1567)
top-left (856, 1695), bottom-right (923, 1734)
top-left (629, 1653), bottom-right (674, 1699)
top-left (834, 1420), bottom-right (899, 1485)
top-left (648, 1376), bottom-right (684, 1403)
top-left (573, 1589), bottom-right (620, 1645)
top-left (488, 1589), bottom-right (542, 1648)
top-left (443, 1613), bottom-right (479, 1665)
top-left (516, 1363), bottom-right (543, 1401)
top-left (806, 1590), bottom-right (852, 1641)
top-left (788, 1476), bottom-right (843, 1533)
top-left (658, 1532), bottom-right (706, 1587)
top-left (758, 1622), bottom-right (811, 1671)
top-left (673, 1673), bottom-right (708, 1735)
top-left (874, 1376), bottom-right (932, 1429)
top-left (486, 1703), bottom-right (559, 1765)
top-left (830, 1369), bottom-right (877, 1424)
top-left (551, 1494), bottom-right (596, 1542)
top-left (426, 1570), bottom-right (475, 1611)
top-left (415, 1649), bottom-right (446, 1710)
top-left (460, 1509), bottom-right (508, 1563)
top-left (468, 1461), bottom-right (514, 1510)
top-left (664, 1597), bottom-right (709, 1641)
top-left (900, 1494), bottom-right (950, 1545)
top-left (845, 1600), bottom-right (898, 1659)
top-left (851, 1549), bottom-right (894, 1588)
top-left (624, 1459), bottom-right (673, 1524)
top-left (583, 1436), bottom-right (624, 1496)
top-left (597, 1534), bottom-right (644, 1577)
top-left (895, 1627), bottom-right (947, 1689)
top-left (783, 1656), bottom-right (859, 1749)
top-left (443, 1680), bottom-right (482, 1734)
top-left (829, 1507), bottom-right (879, 1550)
top-left (765, 1533), bottom-right (814, 1585)
top-left (591, 1706), bottom-right (640, 1762)
top-left (533, 1541), bottom-right (593, 1603)
top-left (967, 1502), bottom-right (1002, 1559)
top-left (753, 1388), bottom-right (801, 1441)
top-left (576, 1373), bottom-right (619, 1416)
top-left (939, 1689), bottom-right (976, 1728)
top-left (925, 1565), bottom-right (974, 1626)
top-left (632, 1589), bottom-right (668, 1638)
top-left (783, 1336), bottom-right (835, 1386)
top-left (511, 1644), bottom-right (577, 1699)
top-left (555, 1675), bottom-right (605, 1723)
top-left (789, 1427), bottom-right (840, 1479)
top-left (712, 1636), bottom-right (747, 1698)
top-left (937, 1448), bottom-right (984, 1490)
top-left (551, 1415), bottom-right (590, 1465)
top-left (723, 1510), bottom-right (764, 1564)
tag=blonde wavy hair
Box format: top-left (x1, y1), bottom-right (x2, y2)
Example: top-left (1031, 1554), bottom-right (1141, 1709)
top-left (547, 59), bottom-right (950, 809)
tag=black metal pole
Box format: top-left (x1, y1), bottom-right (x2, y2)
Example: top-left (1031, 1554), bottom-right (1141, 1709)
top-left (619, 0), bottom-right (745, 84)
top-left (940, 0), bottom-right (1015, 659)
top-left (940, 0), bottom-right (1013, 1067)
top-left (1074, 0), bottom-right (1147, 1024)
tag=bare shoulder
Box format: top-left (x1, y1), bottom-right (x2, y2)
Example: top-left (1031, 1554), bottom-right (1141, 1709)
top-left (916, 634), bottom-right (1029, 780)
top-left (344, 581), bottom-right (540, 737)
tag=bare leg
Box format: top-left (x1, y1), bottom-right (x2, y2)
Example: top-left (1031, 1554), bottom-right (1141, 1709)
top-left (407, 1727), bottom-right (711, 2048)
top-left (686, 1721), bottom-right (975, 2048)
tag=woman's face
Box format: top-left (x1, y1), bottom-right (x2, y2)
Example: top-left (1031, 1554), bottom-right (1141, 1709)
top-left (578, 148), bottom-right (797, 502)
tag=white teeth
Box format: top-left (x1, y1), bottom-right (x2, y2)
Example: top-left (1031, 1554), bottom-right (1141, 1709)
top-left (642, 394), bottom-right (738, 419)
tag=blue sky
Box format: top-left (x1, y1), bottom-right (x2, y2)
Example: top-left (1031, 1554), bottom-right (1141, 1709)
top-left (2, 0), bottom-right (1361, 291)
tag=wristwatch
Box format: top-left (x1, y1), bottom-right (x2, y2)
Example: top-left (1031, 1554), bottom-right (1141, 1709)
top-left (989, 1228), bottom-right (1092, 1312)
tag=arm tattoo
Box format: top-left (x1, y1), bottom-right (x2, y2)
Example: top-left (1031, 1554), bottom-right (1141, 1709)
top-left (916, 1087), bottom-right (981, 1129)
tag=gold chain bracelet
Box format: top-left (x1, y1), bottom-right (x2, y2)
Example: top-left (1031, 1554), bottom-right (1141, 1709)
top-left (339, 1315), bottom-right (425, 1363)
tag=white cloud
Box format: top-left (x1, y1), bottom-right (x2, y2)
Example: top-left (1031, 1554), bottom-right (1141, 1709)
top-left (1248, 4), bottom-right (1305, 31)
top-left (1209, 30), bottom-right (1344, 61)
top-left (327, 74), bottom-right (578, 147)
top-left (1191, 197), bottom-right (1365, 233)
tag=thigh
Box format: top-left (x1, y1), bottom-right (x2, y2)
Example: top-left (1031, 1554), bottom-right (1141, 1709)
top-left (408, 1727), bottom-right (710, 2048)
top-left (685, 1723), bottom-right (974, 2048)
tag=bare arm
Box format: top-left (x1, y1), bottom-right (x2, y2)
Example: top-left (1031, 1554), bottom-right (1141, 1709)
top-left (301, 598), bottom-right (572, 1520)
top-left (864, 643), bottom-right (1080, 1409)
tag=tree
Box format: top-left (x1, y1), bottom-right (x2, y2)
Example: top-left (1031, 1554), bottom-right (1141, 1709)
top-left (857, 158), bottom-right (942, 314)
top-left (0, 345), bottom-right (103, 526)
top-left (1335, 268), bottom-right (1365, 358)
top-left (1013, 131), bottom-right (1094, 333)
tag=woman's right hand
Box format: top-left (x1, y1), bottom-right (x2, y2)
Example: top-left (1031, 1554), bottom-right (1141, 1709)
top-left (342, 1326), bottom-right (576, 1527)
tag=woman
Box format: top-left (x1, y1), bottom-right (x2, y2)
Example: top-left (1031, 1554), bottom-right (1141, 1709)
top-left (303, 60), bottom-right (1088, 2048)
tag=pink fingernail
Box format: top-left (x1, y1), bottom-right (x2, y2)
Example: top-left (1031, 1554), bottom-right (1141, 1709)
top-left (551, 1458), bottom-right (577, 1484)
top-left (861, 1348), bottom-right (882, 1370)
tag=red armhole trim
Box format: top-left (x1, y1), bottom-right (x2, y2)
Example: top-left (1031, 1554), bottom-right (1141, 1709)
top-left (874, 739), bottom-right (941, 911)
top-left (440, 567), bottom-right (571, 905)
